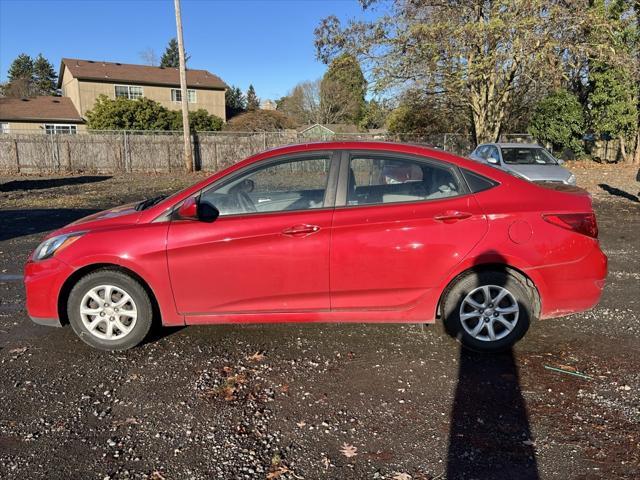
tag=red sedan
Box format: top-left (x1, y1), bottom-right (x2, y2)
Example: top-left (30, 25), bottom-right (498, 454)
top-left (24, 142), bottom-right (607, 352)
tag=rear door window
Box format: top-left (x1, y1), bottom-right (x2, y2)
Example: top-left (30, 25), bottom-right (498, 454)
top-left (346, 156), bottom-right (462, 206)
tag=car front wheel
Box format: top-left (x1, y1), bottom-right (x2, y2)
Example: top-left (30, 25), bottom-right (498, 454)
top-left (442, 270), bottom-right (535, 352)
top-left (67, 269), bottom-right (153, 351)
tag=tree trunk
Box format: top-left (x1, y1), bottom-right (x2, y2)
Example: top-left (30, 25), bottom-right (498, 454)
top-left (619, 135), bottom-right (629, 163)
top-left (634, 129), bottom-right (640, 165)
top-left (470, 93), bottom-right (503, 145)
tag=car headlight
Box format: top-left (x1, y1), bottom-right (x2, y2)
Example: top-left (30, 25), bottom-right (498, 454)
top-left (33, 232), bottom-right (85, 261)
top-left (567, 174), bottom-right (576, 185)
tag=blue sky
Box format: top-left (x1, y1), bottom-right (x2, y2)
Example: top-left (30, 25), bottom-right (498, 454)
top-left (0, 0), bottom-right (379, 100)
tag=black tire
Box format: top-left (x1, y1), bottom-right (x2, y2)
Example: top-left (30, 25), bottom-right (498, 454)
top-left (442, 270), bottom-right (535, 353)
top-left (67, 269), bottom-right (153, 351)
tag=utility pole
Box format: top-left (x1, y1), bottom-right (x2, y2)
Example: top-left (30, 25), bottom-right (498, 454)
top-left (174, 0), bottom-right (193, 172)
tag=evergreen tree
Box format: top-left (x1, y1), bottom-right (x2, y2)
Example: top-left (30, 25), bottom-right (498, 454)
top-left (33, 54), bottom-right (57, 95)
top-left (160, 38), bottom-right (180, 68)
top-left (320, 53), bottom-right (366, 124)
top-left (6, 53), bottom-right (34, 97)
top-left (225, 85), bottom-right (246, 119)
top-left (588, 64), bottom-right (637, 160)
top-left (246, 84), bottom-right (260, 111)
top-left (7, 53), bottom-right (34, 82)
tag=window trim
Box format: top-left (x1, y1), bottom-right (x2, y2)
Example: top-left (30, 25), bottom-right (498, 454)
top-left (168, 151), bottom-right (341, 221)
top-left (114, 84), bottom-right (144, 99)
top-left (171, 88), bottom-right (197, 103)
top-left (334, 150), bottom-right (470, 209)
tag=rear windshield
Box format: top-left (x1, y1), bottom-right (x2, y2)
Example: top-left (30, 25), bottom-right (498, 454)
top-left (501, 147), bottom-right (557, 165)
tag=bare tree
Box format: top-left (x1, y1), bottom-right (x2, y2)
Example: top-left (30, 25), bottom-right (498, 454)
top-left (315, 1), bottom-right (587, 144)
top-left (139, 48), bottom-right (159, 67)
top-left (281, 79), bottom-right (359, 126)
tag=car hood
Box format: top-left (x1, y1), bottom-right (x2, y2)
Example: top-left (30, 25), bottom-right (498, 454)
top-left (53, 203), bottom-right (142, 236)
top-left (506, 164), bottom-right (571, 182)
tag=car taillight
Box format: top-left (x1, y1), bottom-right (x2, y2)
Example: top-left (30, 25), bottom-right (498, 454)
top-left (543, 213), bottom-right (598, 238)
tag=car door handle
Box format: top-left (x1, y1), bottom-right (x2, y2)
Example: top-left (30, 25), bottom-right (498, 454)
top-left (282, 224), bottom-right (320, 237)
top-left (434, 211), bottom-right (472, 222)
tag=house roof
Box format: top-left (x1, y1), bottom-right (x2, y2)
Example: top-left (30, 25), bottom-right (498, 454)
top-left (59, 58), bottom-right (227, 90)
top-left (0, 96), bottom-right (83, 123)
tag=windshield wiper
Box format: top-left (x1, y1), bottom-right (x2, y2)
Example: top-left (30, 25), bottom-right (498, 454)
top-left (135, 194), bottom-right (168, 211)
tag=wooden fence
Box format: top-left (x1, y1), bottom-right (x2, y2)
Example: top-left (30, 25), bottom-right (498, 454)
top-left (0, 131), bottom-right (475, 174)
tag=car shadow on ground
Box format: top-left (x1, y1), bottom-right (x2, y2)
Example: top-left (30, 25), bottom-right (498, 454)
top-left (0, 209), bottom-right (99, 241)
top-left (446, 252), bottom-right (539, 479)
top-left (446, 348), bottom-right (539, 479)
top-left (598, 183), bottom-right (639, 203)
top-left (0, 175), bottom-right (111, 192)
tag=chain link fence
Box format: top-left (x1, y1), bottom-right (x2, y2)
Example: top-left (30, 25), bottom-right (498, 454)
top-left (0, 130), bottom-right (477, 174)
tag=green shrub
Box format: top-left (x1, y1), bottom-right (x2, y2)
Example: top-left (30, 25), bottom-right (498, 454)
top-left (528, 90), bottom-right (585, 155)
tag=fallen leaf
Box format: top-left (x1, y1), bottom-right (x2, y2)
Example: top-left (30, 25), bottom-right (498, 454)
top-left (113, 417), bottom-right (139, 427)
top-left (8, 347), bottom-right (27, 355)
top-left (322, 456), bottom-right (330, 470)
top-left (223, 386), bottom-right (236, 401)
top-left (246, 351), bottom-right (265, 362)
top-left (393, 473), bottom-right (412, 480)
top-left (149, 471), bottom-right (165, 480)
top-left (296, 421), bottom-right (306, 428)
top-left (266, 465), bottom-right (290, 479)
top-left (340, 442), bottom-right (358, 458)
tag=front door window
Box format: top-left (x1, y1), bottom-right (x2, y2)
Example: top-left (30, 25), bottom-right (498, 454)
top-left (200, 156), bottom-right (331, 216)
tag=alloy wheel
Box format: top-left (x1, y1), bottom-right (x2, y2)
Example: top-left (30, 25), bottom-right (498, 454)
top-left (459, 285), bottom-right (519, 342)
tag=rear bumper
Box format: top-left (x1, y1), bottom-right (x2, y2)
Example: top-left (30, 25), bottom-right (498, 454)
top-left (527, 243), bottom-right (608, 318)
top-left (24, 257), bottom-right (74, 324)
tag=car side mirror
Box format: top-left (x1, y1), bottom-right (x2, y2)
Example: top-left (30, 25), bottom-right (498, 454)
top-left (177, 197), bottom-right (220, 222)
top-left (487, 156), bottom-right (499, 165)
top-left (556, 158), bottom-right (565, 165)
top-left (177, 197), bottom-right (199, 220)
top-left (197, 202), bottom-right (220, 223)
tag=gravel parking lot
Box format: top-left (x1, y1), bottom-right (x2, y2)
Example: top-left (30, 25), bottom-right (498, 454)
top-left (0, 163), bottom-right (639, 479)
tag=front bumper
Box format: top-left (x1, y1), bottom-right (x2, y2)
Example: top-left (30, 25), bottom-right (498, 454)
top-left (30, 316), bottom-right (63, 327)
top-left (24, 257), bottom-right (74, 326)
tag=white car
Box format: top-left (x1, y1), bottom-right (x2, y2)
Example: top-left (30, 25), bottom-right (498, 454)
top-left (469, 143), bottom-right (576, 185)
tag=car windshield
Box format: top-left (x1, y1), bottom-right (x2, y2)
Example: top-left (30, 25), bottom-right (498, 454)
top-left (501, 147), bottom-right (557, 165)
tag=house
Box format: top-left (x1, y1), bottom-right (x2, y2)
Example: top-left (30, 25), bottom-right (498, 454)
top-left (0, 96), bottom-right (85, 134)
top-left (260, 99), bottom-right (277, 111)
top-left (58, 58), bottom-right (227, 121)
top-left (297, 123), bottom-right (363, 139)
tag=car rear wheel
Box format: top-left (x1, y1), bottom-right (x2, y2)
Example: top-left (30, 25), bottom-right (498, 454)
top-left (442, 270), bottom-right (534, 352)
top-left (67, 270), bottom-right (153, 351)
